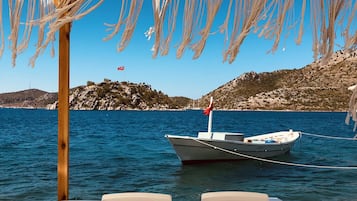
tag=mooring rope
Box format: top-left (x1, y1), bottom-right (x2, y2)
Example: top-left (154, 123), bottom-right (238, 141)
top-left (301, 132), bottom-right (357, 141)
top-left (193, 138), bottom-right (357, 170)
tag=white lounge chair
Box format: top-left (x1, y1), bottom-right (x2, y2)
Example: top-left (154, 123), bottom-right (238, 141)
top-left (101, 192), bottom-right (172, 201)
top-left (201, 191), bottom-right (269, 201)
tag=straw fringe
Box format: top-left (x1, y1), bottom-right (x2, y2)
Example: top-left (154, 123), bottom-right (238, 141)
top-left (295, 0), bottom-right (306, 45)
top-left (160, 0), bottom-right (179, 56)
top-left (103, 0), bottom-right (143, 53)
top-left (8, 0), bottom-right (24, 66)
top-left (224, 0), bottom-right (267, 63)
top-left (151, 0), bottom-right (168, 57)
top-left (191, 0), bottom-right (222, 59)
top-left (5, 0), bottom-right (103, 67)
top-left (346, 87), bottom-right (357, 132)
top-left (2, 0), bottom-right (357, 67)
top-left (0, 0), bottom-right (4, 59)
top-left (342, 0), bottom-right (357, 50)
top-left (176, 0), bottom-right (198, 59)
top-left (150, 0), bottom-right (179, 57)
top-left (267, 0), bottom-right (294, 54)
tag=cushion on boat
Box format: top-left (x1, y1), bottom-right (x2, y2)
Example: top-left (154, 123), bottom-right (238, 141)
top-left (101, 192), bottom-right (172, 201)
top-left (201, 191), bottom-right (269, 201)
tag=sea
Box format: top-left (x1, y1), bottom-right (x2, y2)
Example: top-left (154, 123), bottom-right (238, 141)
top-left (1, 108), bottom-right (357, 201)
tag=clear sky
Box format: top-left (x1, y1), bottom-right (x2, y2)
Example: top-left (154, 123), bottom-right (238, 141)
top-left (0, 1), bottom-right (321, 99)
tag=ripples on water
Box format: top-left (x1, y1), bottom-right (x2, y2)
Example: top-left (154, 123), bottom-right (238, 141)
top-left (1, 109), bottom-right (357, 201)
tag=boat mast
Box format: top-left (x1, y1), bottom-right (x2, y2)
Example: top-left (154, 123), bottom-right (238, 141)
top-left (208, 97), bottom-right (213, 136)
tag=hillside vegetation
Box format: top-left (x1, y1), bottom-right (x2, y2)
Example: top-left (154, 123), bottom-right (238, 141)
top-left (198, 50), bottom-right (357, 111)
top-left (0, 89), bottom-right (57, 108)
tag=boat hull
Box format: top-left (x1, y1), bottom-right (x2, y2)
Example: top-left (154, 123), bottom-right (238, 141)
top-left (166, 131), bottom-right (300, 164)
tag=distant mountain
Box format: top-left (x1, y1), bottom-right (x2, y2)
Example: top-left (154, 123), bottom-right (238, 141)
top-left (0, 89), bottom-right (57, 109)
top-left (197, 49), bottom-right (357, 111)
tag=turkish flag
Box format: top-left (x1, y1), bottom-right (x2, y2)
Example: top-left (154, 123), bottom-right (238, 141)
top-left (117, 66), bottom-right (125, 71)
top-left (203, 102), bottom-right (213, 116)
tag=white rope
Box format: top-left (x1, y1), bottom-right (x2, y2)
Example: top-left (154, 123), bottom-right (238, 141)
top-left (193, 138), bottom-right (357, 170)
top-left (301, 132), bottom-right (357, 141)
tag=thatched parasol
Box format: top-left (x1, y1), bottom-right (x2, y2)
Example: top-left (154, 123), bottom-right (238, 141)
top-left (2, 1), bottom-right (357, 200)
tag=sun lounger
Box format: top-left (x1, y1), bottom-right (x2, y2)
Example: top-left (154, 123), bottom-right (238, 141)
top-left (201, 191), bottom-right (269, 201)
top-left (101, 192), bottom-right (172, 201)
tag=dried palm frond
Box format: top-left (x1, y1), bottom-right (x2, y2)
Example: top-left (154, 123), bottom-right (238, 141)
top-left (2, 0), bottom-right (357, 68)
top-left (346, 85), bottom-right (357, 132)
top-left (6, 0), bottom-right (103, 66)
top-left (103, 0), bottom-right (143, 52)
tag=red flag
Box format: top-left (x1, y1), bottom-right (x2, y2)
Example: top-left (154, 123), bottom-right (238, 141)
top-left (203, 102), bottom-right (213, 116)
top-left (117, 66), bottom-right (125, 71)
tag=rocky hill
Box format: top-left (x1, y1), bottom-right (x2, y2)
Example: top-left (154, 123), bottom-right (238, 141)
top-left (46, 79), bottom-right (191, 110)
top-left (0, 89), bottom-right (57, 108)
top-left (197, 50), bottom-right (357, 111)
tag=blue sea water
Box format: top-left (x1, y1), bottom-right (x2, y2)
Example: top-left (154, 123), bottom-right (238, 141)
top-left (1, 108), bottom-right (357, 201)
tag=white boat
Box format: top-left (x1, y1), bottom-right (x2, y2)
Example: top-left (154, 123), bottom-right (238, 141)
top-left (166, 97), bottom-right (301, 164)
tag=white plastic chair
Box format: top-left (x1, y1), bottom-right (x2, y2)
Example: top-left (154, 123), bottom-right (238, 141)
top-left (101, 192), bottom-right (172, 201)
top-left (201, 191), bottom-right (269, 201)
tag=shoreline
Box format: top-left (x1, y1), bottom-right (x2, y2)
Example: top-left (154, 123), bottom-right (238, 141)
top-left (0, 105), bottom-right (348, 113)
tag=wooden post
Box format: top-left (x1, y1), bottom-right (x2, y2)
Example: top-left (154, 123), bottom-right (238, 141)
top-left (58, 22), bottom-right (71, 201)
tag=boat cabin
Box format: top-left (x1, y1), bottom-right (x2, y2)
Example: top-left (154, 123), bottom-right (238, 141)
top-left (198, 132), bottom-right (244, 141)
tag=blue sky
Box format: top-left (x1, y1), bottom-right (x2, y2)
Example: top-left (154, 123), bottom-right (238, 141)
top-left (0, 1), bottom-right (320, 99)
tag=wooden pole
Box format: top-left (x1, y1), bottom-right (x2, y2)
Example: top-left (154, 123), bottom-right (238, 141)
top-left (58, 22), bottom-right (71, 201)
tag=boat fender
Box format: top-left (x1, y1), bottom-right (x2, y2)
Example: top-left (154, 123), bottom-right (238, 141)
top-left (265, 139), bottom-right (277, 144)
